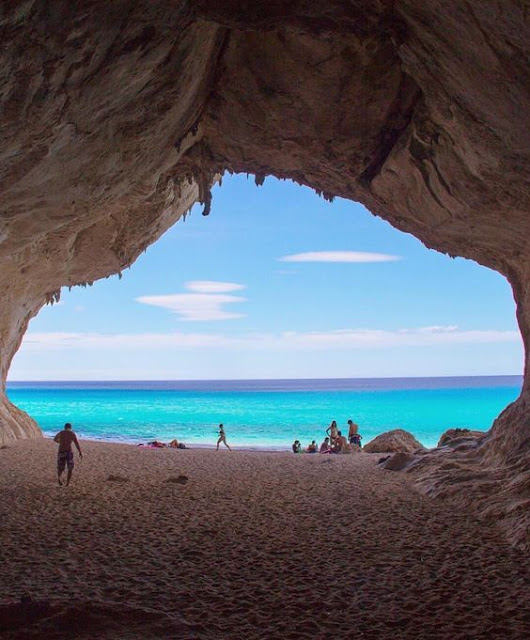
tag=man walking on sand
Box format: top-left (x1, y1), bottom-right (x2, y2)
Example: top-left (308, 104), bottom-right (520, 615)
top-left (54, 423), bottom-right (82, 485)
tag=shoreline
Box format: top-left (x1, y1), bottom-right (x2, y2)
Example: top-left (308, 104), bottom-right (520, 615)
top-left (40, 431), bottom-right (427, 454)
top-left (41, 432), bottom-right (294, 453)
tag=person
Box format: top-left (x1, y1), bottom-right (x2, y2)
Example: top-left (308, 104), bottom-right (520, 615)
top-left (326, 420), bottom-right (338, 445)
top-left (350, 433), bottom-right (362, 451)
top-left (147, 440), bottom-right (166, 448)
top-left (319, 437), bottom-right (331, 453)
top-left (347, 419), bottom-right (359, 441)
top-left (332, 430), bottom-right (348, 454)
top-left (292, 440), bottom-right (301, 453)
top-left (216, 423), bottom-right (232, 451)
top-left (307, 440), bottom-right (318, 453)
top-left (53, 423), bottom-right (82, 486)
top-left (347, 420), bottom-right (362, 450)
top-left (169, 439), bottom-right (187, 449)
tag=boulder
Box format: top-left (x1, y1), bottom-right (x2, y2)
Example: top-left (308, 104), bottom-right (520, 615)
top-left (437, 429), bottom-right (487, 448)
top-left (364, 429), bottom-right (425, 454)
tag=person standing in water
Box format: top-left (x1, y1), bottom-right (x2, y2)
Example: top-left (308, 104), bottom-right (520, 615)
top-left (54, 422), bottom-right (82, 486)
top-left (216, 423), bottom-right (232, 451)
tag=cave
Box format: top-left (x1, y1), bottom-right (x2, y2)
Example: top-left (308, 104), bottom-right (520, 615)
top-left (1, 0), bottom-right (529, 562)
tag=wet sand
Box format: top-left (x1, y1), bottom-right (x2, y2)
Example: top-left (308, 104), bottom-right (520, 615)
top-left (1, 438), bottom-right (529, 639)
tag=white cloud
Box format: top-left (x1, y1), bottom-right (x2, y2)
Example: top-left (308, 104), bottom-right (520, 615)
top-left (185, 281), bottom-right (246, 293)
top-left (20, 326), bottom-right (520, 351)
top-left (136, 281), bottom-right (247, 321)
top-left (407, 325), bottom-right (459, 334)
top-left (278, 251), bottom-right (400, 263)
top-left (136, 293), bottom-right (246, 321)
top-left (21, 332), bottom-right (231, 349)
top-left (275, 328), bottom-right (518, 348)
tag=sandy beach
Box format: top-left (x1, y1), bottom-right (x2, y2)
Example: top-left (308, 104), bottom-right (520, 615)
top-left (1, 438), bottom-right (530, 639)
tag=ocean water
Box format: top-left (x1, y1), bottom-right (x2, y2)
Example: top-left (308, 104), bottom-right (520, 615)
top-left (7, 376), bottom-right (522, 450)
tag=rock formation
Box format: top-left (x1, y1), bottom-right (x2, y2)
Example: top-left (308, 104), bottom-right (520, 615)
top-left (364, 429), bottom-right (425, 454)
top-left (379, 452), bottom-right (417, 472)
top-left (1, 2), bottom-right (529, 546)
top-left (437, 429), bottom-right (486, 448)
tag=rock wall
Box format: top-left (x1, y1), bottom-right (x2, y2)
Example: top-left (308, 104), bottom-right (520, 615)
top-left (1, 2), bottom-right (529, 544)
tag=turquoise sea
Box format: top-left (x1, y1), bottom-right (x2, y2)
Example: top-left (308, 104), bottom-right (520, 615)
top-left (7, 376), bottom-right (522, 450)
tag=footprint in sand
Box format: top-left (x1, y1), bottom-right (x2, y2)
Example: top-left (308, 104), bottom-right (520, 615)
top-left (165, 475), bottom-right (189, 485)
top-left (106, 475), bottom-right (130, 483)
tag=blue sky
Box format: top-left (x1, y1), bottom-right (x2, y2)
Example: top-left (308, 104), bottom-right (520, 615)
top-left (10, 174), bottom-right (523, 380)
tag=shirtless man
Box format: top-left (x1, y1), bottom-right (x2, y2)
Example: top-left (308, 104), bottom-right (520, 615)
top-left (54, 423), bottom-right (82, 485)
top-left (347, 419), bottom-right (362, 450)
top-left (347, 419), bottom-right (358, 439)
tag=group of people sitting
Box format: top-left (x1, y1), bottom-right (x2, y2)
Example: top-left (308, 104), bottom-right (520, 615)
top-left (292, 419), bottom-right (362, 454)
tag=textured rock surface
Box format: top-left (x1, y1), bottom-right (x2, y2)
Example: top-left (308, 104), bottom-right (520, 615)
top-left (1, 1), bottom-right (529, 546)
top-left (364, 429), bottom-right (425, 454)
top-left (379, 452), bottom-right (417, 472)
top-left (437, 428), bottom-right (487, 448)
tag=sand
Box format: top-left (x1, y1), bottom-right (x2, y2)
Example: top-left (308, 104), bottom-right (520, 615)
top-left (1, 438), bottom-right (529, 639)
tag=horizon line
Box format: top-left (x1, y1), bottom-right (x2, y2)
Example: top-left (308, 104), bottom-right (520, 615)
top-left (7, 373), bottom-right (523, 383)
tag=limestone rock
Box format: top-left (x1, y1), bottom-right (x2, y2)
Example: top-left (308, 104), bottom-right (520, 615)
top-left (364, 429), bottom-right (425, 454)
top-left (0, 1), bottom-right (529, 548)
top-left (437, 429), bottom-right (487, 448)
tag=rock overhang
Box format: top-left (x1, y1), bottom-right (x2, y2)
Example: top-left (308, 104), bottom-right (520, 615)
top-left (1, 0), bottom-right (529, 547)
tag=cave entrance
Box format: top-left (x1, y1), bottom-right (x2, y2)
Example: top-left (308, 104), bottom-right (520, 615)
top-left (7, 174), bottom-right (523, 450)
